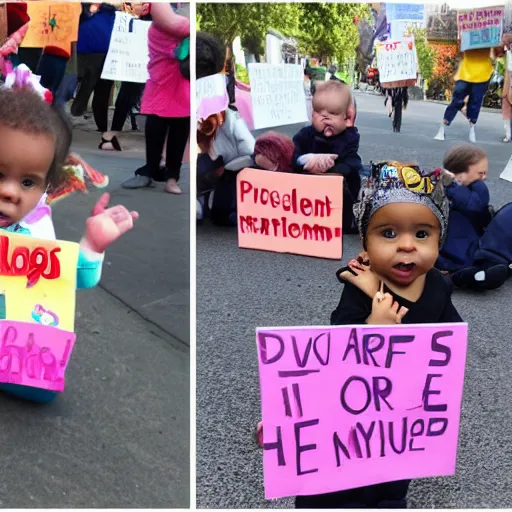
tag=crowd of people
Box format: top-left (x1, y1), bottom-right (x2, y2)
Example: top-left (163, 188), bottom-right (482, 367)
top-left (6, 2), bottom-right (190, 196)
top-left (196, 28), bottom-right (512, 507)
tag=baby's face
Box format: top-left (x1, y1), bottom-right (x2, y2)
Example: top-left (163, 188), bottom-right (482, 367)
top-left (312, 90), bottom-right (348, 137)
top-left (456, 157), bottom-right (488, 186)
top-left (0, 125), bottom-right (53, 227)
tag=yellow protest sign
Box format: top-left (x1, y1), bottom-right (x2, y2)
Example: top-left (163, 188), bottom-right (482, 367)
top-left (21, 2), bottom-right (81, 50)
top-left (0, 230), bottom-right (79, 332)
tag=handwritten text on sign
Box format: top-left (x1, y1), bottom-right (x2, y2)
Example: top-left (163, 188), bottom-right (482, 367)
top-left (458, 7), bottom-right (503, 51)
top-left (237, 169), bottom-right (343, 259)
top-left (101, 12), bottom-right (151, 83)
top-left (377, 41), bottom-right (418, 84)
top-left (257, 324), bottom-right (468, 499)
top-left (0, 321), bottom-right (75, 392)
top-left (248, 64), bottom-right (308, 130)
top-left (0, 230), bottom-right (79, 333)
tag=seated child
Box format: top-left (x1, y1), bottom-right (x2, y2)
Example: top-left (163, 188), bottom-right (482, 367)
top-left (292, 80), bottom-right (362, 233)
top-left (0, 85), bottom-right (138, 404)
top-left (297, 160), bottom-right (462, 509)
top-left (197, 107), bottom-right (255, 224)
top-left (253, 131), bottom-right (294, 172)
top-left (435, 144), bottom-right (509, 291)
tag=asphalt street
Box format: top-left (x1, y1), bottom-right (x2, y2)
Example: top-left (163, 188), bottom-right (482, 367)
top-left (0, 132), bottom-right (190, 507)
top-left (196, 92), bottom-right (512, 508)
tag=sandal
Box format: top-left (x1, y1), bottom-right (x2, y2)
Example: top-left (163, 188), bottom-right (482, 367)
top-left (99, 135), bottom-right (122, 151)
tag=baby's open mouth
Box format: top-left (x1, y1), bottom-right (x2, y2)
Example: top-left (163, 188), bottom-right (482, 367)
top-left (394, 262), bottom-right (416, 271)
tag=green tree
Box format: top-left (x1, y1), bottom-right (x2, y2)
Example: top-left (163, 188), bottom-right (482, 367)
top-left (298, 3), bottom-right (370, 65)
top-left (197, 3), bottom-right (301, 56)
top-left (412, 28), bottom-right (435, 81)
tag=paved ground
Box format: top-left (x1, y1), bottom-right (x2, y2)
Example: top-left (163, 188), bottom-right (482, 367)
top-left (0, 128), bottom-right (190, 507)
top-left (196, 91), bottom-right (512, 508)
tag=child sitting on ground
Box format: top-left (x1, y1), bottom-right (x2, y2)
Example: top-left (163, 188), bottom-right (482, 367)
top-left (0, 85), bottom-right (138, 404)
top-left (292, 80), bottom-right (362, 233)
top-left (299, 160), bottom-right (462, 509)
top-left (435, 144), bottom-right (509, 291)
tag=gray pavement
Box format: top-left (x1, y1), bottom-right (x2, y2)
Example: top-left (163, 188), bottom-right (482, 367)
top-left (0, 130), bottom-right (190, 507)
top-left (196, 92), bottom-right (512, 508)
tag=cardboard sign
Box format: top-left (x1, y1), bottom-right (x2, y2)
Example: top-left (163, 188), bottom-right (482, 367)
top-left (0, 230), bottom-right (79, 392)
top-left (21, 2), bottom-right (81, 50)
top-left (457, 7), bottom-right (503, 51)
top-left (248, 63), bottom-right (308, 130)
top-left (376, 41), bottom-right (418, 85)
top-left (197, 73), bottom-right (228, 122)
top-left (101, 12), bottom-right (151, 83)
top-left (257, 323), bottom-right (468, 499)
top-left (237, 169), bottom-right (343, 260)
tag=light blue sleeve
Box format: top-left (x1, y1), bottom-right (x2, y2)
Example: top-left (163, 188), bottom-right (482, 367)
top-left (76, 249), bottom-right (104, 290)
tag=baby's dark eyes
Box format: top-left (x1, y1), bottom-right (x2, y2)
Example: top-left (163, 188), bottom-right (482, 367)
top-left (380, 229), bottom-right (429, 239)
top-left (22, 179), bottom-right (35, 188)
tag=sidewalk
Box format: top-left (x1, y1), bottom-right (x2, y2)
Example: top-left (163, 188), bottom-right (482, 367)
top-left (58, 124), bottom-right (190, 346)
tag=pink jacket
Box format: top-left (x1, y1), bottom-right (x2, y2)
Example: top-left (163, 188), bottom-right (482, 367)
top-left (140, 11), bottom-right (190, 119)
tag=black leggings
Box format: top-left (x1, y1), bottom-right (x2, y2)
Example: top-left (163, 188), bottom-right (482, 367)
top-left (295, 480), bottom-right (410, 509)
top-left (137, 115), bottom-right (190, 182)
top-left (111, 82), bottom-right (144, 131)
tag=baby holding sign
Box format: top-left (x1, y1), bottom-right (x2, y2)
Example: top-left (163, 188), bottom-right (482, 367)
top-left (0, 83), bottom-right (138, 403)
top-left (295, 162), bottom-right (463, 508)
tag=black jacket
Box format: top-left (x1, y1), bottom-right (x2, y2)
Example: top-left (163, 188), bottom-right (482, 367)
top-left (292, 126), bottom-right (362, 177)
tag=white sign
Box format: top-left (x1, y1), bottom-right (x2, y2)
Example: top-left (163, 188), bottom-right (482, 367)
top-left (196, 74), bottom-right (228, 122)
top-left (248, 63), bottom-right (308, 130)
top-left (376, 41), bottom-right (417, 84)
top-left (101, 12), bottom-right (151, 83)
top-left (500, 154), bottom-right (512, 182)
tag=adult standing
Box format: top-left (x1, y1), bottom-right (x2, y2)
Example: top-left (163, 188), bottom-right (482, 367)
top-left (122, 3), bottom-right (190, 194)
top-left (71, 3), bottom-right (116, 136)
top-left (434, 48), bottom-right (494, 143)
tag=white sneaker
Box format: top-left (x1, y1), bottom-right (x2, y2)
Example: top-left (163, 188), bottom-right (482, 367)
top-left (469, 124), bottom-right (476, 143)
top-left (434, 125), bottom-right (445, 140)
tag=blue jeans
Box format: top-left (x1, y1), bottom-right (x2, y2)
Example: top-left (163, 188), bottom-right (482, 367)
top-left (444, 80), bottom-right (489, 125)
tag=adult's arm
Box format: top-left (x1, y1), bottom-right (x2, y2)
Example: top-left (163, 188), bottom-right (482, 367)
top-left (149, 2), bottom-right (190, 39)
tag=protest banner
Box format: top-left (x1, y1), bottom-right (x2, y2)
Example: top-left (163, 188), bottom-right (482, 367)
top-left (248, 63), bottom-right (308, 130)
top-left (21, 2), bottom-right (81, 49)
top-left (237, 169), bottom-right (343, 259)
top-left (197, 73), bottom-right (229, 122)
top-left (257, 323), bottom-right (468, 499)
top-left (376, 40), bottom-right (418, 88)
top-left (101, 11), bottom-right (151, 83)
top-left (457, 7), bottom-right (503, 51)
top-left (0, 230), bottom-right (79, 392)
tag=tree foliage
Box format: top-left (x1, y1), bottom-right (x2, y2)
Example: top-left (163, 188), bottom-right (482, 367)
top-left (197, 3), bottom-right (301, 54)
top-left (412, 28), bottom-right (435, 81)
top-left (298, 3), bottom-right (370, 64)
top-left (197, 3), bottom-right (369, 64)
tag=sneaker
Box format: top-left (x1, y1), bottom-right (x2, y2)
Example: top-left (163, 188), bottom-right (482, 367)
top-left (469, 124), bottom-right (476, 143)
top-left (164, 178), bottom-right (182, 194)
top-left (196, 199), bottom-right (203, 220)
top-left (122, 175), bottom-right (153, 189)
top-left (434, 125), bottom-right (445, 141)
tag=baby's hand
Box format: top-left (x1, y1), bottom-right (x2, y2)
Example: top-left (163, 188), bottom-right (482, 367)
top-left (367, 283), bottom-right (408, 325)
top-left (84, 193), bottom-right (139, 253)
top-left (304, 154), bottom-right (337, 174)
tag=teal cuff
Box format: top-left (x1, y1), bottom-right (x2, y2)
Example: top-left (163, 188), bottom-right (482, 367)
top-left (174, 37), bottom-right (189, 60)
top-left (76, 250), bottom-right (103, 290)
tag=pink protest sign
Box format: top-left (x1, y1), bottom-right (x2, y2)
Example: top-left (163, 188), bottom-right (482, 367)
top-left (257, 323), bottom-right (468, 499)
top-left (197, 73), bottom-right (229, 121)
top-left (0, 320), bottom-right (75, 392)
top-left (237, 169), bottom-right (343, 259)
